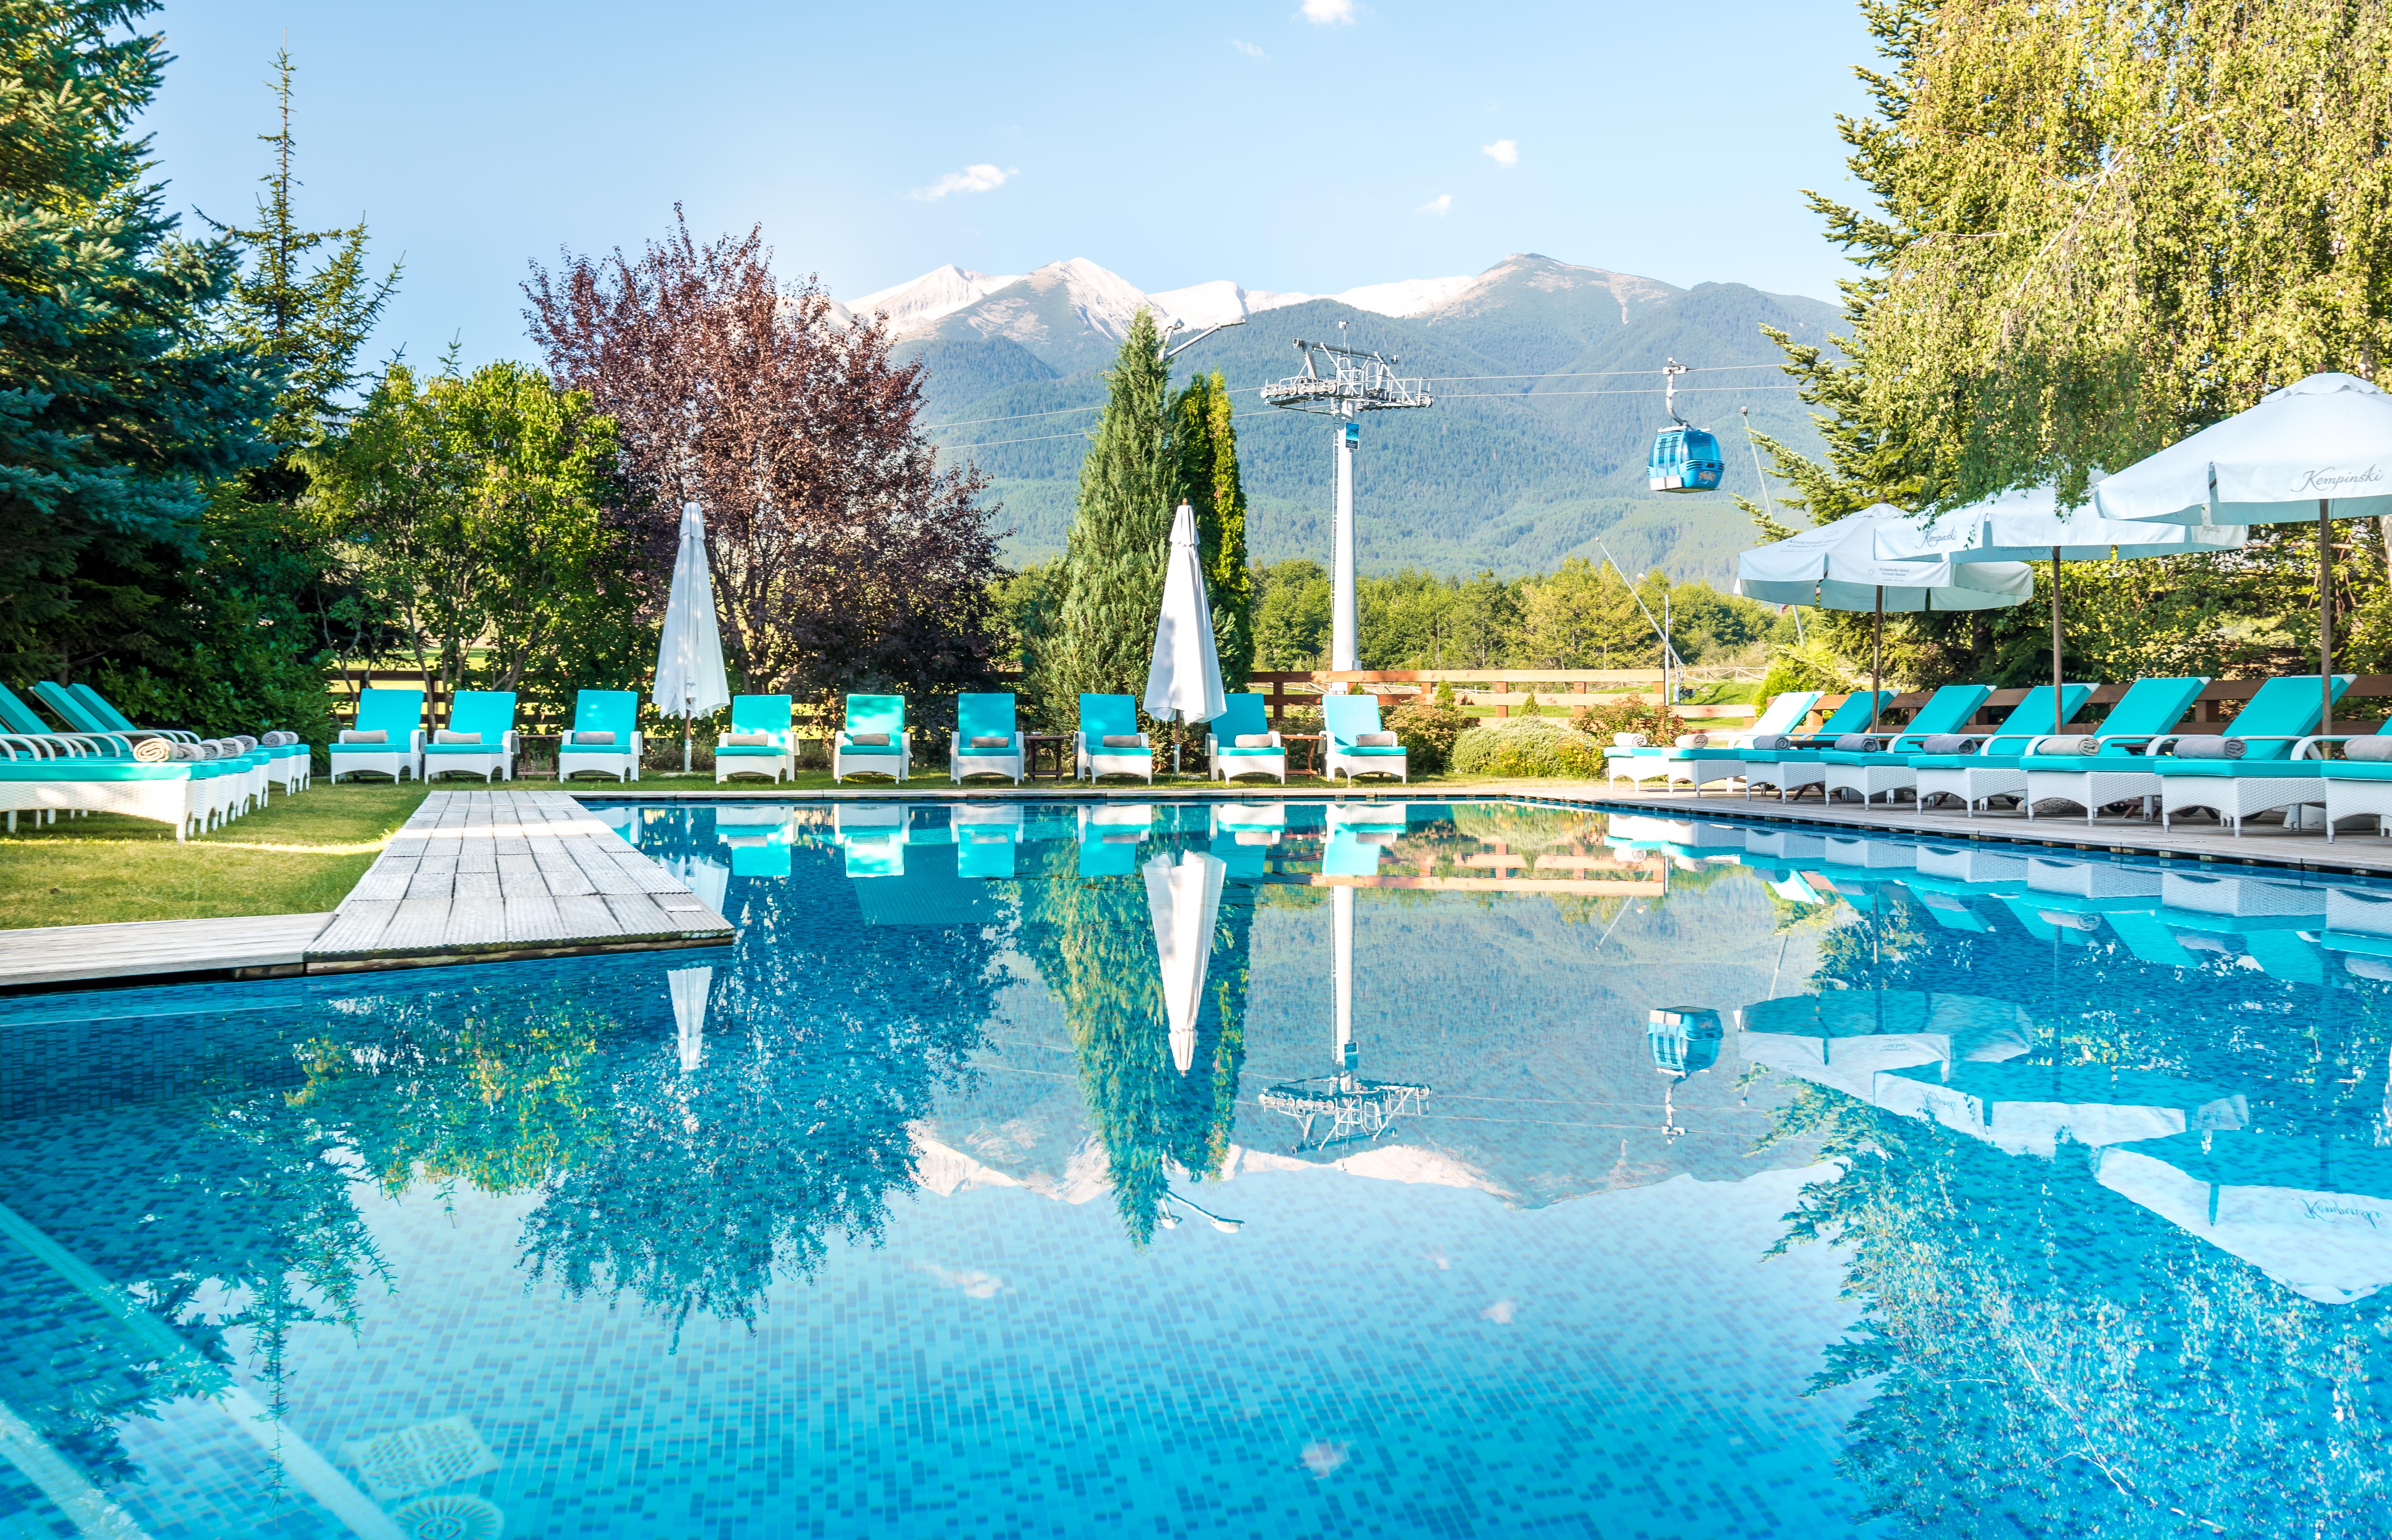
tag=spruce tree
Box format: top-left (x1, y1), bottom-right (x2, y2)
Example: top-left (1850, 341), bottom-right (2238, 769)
top-left (1173, 370), bottom-right (1255, 690)
top-left (211, 49), bottom-right (402, 455)
top-left (1040, 310), bottom-right (1176, 720)
top-left (0, 1), bottom-right (278, 678)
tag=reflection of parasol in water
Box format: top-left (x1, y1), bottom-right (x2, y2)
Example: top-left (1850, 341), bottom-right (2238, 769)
top-left (667, 966), bottom-right (713, 1074)
top-left (1144, 849), bottom-right (1226, 1074)
top-left (1259, 838), bottom-right (1430, 1148)
top-left (2093, 1131), bottom-right (2392, 1304)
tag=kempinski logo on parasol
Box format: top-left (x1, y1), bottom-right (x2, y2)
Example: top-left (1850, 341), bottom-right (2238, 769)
top-left (2299, 1198), bottom-right (2385, 1227)
top-left (2290, 465), bottom-right (2386, 495)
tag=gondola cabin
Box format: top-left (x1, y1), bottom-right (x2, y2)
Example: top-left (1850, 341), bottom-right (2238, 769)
top-left (1647, 1006), bottom-right (1725, 1079)
top-left (1647, 424), bottom-right (1724, 493)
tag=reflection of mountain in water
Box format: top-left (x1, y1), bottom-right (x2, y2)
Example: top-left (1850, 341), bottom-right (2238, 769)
top-left (916, 801), bottom-right (1832, 1214)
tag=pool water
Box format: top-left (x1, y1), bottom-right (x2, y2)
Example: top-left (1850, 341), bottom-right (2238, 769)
top-left (0, 798), bottom-right (2385, 1538)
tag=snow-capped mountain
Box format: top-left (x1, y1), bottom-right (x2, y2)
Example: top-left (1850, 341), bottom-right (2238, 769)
top-left (847, 263), bottom-right (1022, 337)
top-left (844, 259), bottom-right (1545, 344)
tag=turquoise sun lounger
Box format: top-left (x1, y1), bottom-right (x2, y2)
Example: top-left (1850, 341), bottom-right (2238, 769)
top-left (1738, 692), bottom-right (1895, 801)
top-left (1917, 676), bottom-right (2206, 818)
top-left (2020, 675), bottom-right (2348, 834)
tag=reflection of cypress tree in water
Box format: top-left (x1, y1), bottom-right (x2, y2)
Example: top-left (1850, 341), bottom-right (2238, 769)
top-left (514, 866), bottom-right (996, 1332)
top-left (1765, 1079), bottom-right (2392, 1534)
top-left (1009, 837), bottom-right (1251, 1247)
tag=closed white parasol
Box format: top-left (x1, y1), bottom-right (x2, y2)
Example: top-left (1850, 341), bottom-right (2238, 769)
top-left (1143, 501), bottom-right (1227, 772)
top-left (654, 502), bottom-right (731, 773)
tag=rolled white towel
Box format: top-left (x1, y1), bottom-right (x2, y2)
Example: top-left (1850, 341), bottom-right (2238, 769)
top-left (1673, 732), bottom-right (1708, 749)
top-left (1748, 733), bottom-right (1795, 753)
top-left (1612, 732), bottom-right (1648, 748)
top-left (2345, 735), bottom-right (2392, 761)
top-left (231, 734), bottom-right (259, 751)
top-left (2036, 734), bottom-right (2103, 756)
top-left (132, 736), bottom-right (172, 762)
top-left (2171, 735), bottom-right (2246, 760)
top-left (166, 741), bottom-right (201, 761)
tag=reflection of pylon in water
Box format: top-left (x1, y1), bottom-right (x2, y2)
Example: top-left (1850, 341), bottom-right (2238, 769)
top-left (1260, 887), bottom-right (1430, 1149)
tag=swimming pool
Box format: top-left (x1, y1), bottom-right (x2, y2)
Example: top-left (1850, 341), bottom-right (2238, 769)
top-left (0, 798), bottom-right (2383, 1538)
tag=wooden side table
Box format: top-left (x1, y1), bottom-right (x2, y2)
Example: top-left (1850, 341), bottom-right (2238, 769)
top-left (1278, 733), bottom-right (1325, 777)
top-left (1022, 732), bottom-right (1073, 781)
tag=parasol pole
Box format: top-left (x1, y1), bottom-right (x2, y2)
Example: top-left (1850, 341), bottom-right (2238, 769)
top-left (1871, 586), bottom-right (1883, 733)
top-left (2321, 498), bottom-right (2335, 738)
top-left (2052, 546), bottom-right (2065, 737)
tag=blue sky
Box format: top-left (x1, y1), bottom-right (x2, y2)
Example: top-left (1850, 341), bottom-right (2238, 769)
top-left (140, 0), bottom-right (1874, 372)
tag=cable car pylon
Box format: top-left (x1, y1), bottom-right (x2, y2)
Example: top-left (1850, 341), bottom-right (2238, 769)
top-left (1260, 323), bottom-right (1435, 687)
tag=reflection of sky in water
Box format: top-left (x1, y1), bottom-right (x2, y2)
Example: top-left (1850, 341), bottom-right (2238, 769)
top-left (0, 799), bottom-right (2384, 1536)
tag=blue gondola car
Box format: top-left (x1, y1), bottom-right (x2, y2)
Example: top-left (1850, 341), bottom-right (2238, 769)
top-left (1648, 424), bottom-right (1724, 493)
top-left (1648, 1006), bottom-right (1725, 1078)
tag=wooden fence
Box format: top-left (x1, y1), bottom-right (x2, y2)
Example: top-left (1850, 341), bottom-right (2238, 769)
top-left (328, 665), bottom-right (2392, 739)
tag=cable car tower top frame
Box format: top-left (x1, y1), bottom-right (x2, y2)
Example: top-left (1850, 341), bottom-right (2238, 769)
top-left (1259, 335), bottom-right (1435, 416)
top-left (1260, 326), bottom-right (1437, 682)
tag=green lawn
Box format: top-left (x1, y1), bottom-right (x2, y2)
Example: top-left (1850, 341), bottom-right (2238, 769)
top-left (0, 782), bottom-right (428, 931)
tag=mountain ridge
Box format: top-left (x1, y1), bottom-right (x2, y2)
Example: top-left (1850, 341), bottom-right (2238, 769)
top-left (858, 253), bottom-right (1842, 583)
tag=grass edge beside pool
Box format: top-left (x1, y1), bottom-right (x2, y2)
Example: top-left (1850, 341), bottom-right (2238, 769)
top-left (0, 782), bottom-right (429, 931)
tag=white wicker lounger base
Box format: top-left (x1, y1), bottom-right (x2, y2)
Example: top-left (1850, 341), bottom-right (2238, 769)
top-left (951, 752), bottom-right (1022, 785)
top-left (1743, 762), bottom-right (1826, 801)
top-left (719, 754), bottom-right (793, 784)
top-left (329, 751), bottom-right (416, 784)
top-left (1326, 752), bottom-right (1406, 785)
top-left (2023, 769), bottom-right (2161, 825)
top-left (1824, 764), bottom-right (1918, 806)
top-left (1915, 766), bottom-right (2026, 815)
top-left (2326, 780), bottom-right (2392, 842)
top-left (1079, 752), bottom-right (1150, 784)
top-left (833, 752), bottom-right (908, 784)
top-left (0, 780), bottom-right (196, 838)
top-left (562, 759), bottom-right (639, 782)
top-left (1213, 757), bottom-right (1287, 784)
top-left (422, 753), bottom-right (511, 783)
top-left (2160, 776), bottom-right (2324, 836)
top-left (1603, 754), bottom-right (1679, 791)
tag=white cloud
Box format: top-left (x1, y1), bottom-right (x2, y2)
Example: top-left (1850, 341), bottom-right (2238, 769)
top-left (1416, 193), bottom-right (1452, 216)
top-left (917, 1263), bottom-right (1004, 1298)
top-left (1481, 1298), bottom-right (1517, 1324)
top-left (1231, 38), bottom-right (1267, 57)
top-left (1300, 0), bottom-right (1356, 23)
top-left (908, 163), bottom-right (1015, 201)
top-left (1482, 138), bottom-right (1519, 167)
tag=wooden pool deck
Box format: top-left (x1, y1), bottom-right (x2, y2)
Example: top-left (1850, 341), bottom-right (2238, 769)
top-left (1, 789), bottom-right (733, 992)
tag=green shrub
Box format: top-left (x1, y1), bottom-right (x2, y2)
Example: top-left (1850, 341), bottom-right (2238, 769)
top-left (1385, 699), bottom-right (1470, 772)
top-left (1450, 715), bottom-right (1605, 778)
top-left (1757, 633), bottom-right (1856, 704)
top-left (1569, 698), bottom-right (1685, 743)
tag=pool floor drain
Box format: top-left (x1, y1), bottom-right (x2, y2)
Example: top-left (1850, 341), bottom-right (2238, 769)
top-left (394, 1494), bottom-right (503, 1540)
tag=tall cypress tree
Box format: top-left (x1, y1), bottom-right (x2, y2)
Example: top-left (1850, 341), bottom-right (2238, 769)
top-left (1173, 370), bottom-right (1255, 690)
top-left (1039, 310), bottom-right (1175, 721)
